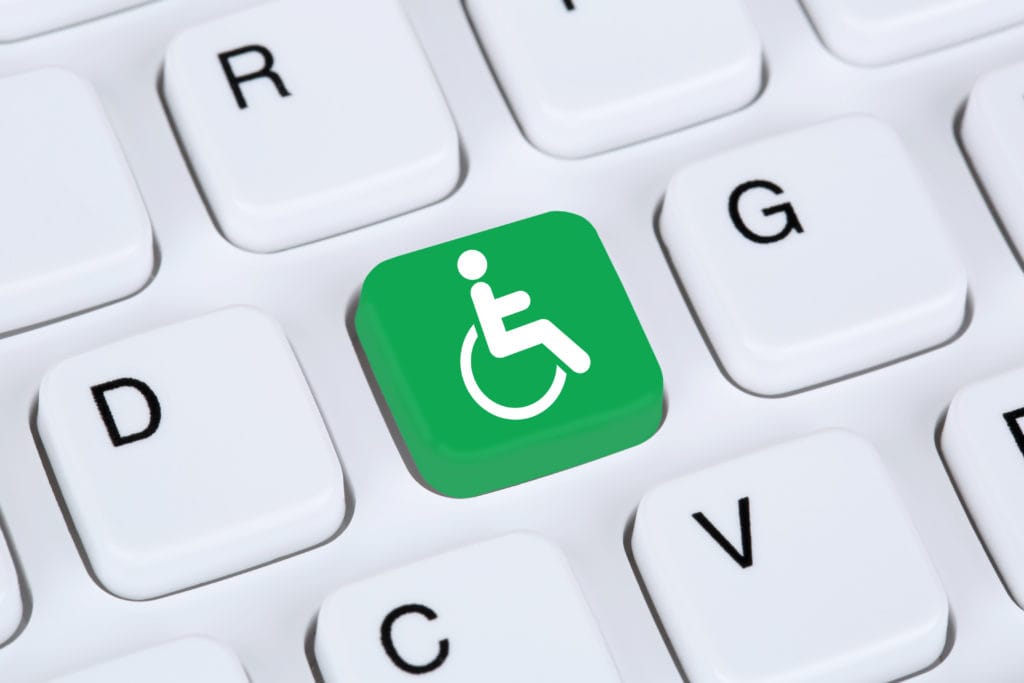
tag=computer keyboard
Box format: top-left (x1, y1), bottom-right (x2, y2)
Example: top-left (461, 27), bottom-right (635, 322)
top-left (4, 0), bottom-right (1024, 680)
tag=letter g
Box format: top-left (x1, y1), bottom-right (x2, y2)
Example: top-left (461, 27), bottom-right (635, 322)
top-left (728, 180), bottom-right (804, 244)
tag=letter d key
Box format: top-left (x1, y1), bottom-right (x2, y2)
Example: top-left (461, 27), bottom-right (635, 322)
top-left (37, 307), bottom-right (347, 600)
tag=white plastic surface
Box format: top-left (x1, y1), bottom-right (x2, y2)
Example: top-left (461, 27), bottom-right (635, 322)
top-left (314, 533), bottom-right (619, 682)
top-left (800, 0), bottom-right (1024, 66)
top-left (465, 0), bottom-right (762, 158)
top-left (0, 68), bottom-right (153, 334)
top-left (163, 0), bottom-right (460, 253)
top-left (634, 431), bottom-right (949, 683)
top-left (0, 1), bottom-right (154, 42)
top-left (0, 527), bottom-right (21, 646)
top-left (49, 637), bottom-right (248, 682)
top-left (942, 365), bottom-right (1024, 609)
top-left (660, 116), bottom-right (968, 396)
top-left (36, 307), bottom-right (346, 600)
top-left (962, 59), bottom-right (1024, 262)
top-left (3, 0), bottom-right (1024, 681)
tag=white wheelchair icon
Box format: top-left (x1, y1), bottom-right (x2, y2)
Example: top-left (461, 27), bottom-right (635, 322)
top-left (457, 249), bottom-right (590, 421)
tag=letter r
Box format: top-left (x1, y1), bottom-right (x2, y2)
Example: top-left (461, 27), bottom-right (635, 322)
top-left (218, 44), bottom-right (291, 110)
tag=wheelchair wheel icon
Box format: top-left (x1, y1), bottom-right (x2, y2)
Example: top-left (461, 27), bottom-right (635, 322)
top-left (461, 325), bottom-right (566, 421)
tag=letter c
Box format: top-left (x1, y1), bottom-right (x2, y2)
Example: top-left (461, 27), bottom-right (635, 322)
top-left (728, 180), bottom-right (804, 244)
top-left (380, 604), bottom-right (449, 674)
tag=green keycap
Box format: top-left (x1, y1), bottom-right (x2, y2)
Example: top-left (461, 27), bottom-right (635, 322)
top-left (356, 212), bottom-right (663, 497)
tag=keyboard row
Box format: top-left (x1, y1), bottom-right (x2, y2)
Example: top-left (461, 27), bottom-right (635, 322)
top-left (0, 424), bottom-right (955, 681)
top-left (2, 2), bottom-right (1024, 291)
top-left (9, 57), bottom-right (1024, 394)
top-left (5, 1), bottom-right (1024, 67)
top-left (4, 302), bottom-right (1024, 679)
top-left (6, 0), bottom-right (1024, 60)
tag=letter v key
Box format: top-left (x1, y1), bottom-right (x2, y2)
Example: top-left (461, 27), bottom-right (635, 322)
top-left (692, 497), bottom-right (753, 568)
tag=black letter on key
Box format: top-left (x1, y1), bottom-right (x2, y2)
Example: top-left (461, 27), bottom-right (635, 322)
top-left (729, 180), bottom-right (804, 244)
top-left (218, 45), bottom-right (291, 110)
top-left (693, 497), bottom-right (753, 569)
top-left (91, 378), bottom-right (162, 448)
top-left (380, 604), bottom-right (449, 674)
top-left (563, 0), bottom-right (576, 10)
top-left (1004, 407), bottom-right (1024, 456)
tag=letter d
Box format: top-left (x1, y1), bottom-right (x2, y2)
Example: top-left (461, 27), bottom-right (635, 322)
top-left (91, 378), bottom-right (162, 447)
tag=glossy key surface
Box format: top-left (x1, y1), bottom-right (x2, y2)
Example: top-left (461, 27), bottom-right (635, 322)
top-left (633, 431), bottom-right (949, 683)
top-left (466, 0), bottom-right (762, 157)
top-left (164, 0), bottom-right (460, 252)
top-left (38, 307), bottom-right (346, 599)
top-left (50, 637), bottom-right (248, 683)
top-left (660, 116), bottom-right (967, 395)
top-left (0, 0), bottom-right (155, 41)
top-left (315, 534), bottom-right (619, 682)
top-left (0, 68), bottom-right (153, 335)
top-left (0, 527), bottom-right (21, 647)
top-left (801, 0), bottom-right (1024, 65)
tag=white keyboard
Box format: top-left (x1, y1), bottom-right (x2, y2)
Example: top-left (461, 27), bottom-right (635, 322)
top-left (4, 0), bottom-right (1024, 681)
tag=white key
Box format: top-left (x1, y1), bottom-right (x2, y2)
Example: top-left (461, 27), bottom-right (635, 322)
top-left (465, 0), bottom-right (762, 158)
top-left (0, 527), bottom-right (22, 646)
top-left (314, 533), bottom-right (619, 682)
top-left (164, 0), bottom-right (460, 253)
top-left (660, 116), bottom-right (967, 395)
top-left (962, 60), bottom-right (1024, 259)
top-left (633, 430), bottom-right (949, 683)
top-left (0, 0), bottom-right (154, 42)
top-left (942, 364), bottom-right (1024, 609)
top-left (50, 637), bottom-right (248, 683)
top-left (37, 307), bottom-right (346, 600)
top-left (0, 68), bottom-right (153, 334)
top-left (801, 0), bottom-right (1024, 66)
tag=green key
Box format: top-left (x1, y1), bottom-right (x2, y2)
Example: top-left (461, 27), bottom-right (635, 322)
top-left (356, 212), bottom-right (663, 497)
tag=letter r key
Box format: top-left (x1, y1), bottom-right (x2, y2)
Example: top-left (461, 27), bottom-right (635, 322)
top-left (163, 0), bottom-right (459, 252)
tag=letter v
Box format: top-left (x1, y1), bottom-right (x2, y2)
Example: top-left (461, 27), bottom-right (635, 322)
top-left (692, 497), bottom-right (753, 569)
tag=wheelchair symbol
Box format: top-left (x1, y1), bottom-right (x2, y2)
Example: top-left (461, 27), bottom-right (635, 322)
top-left (461, 325), bottom-right (567, 421)
top-left (457, 249), bottom-right (590, 421)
